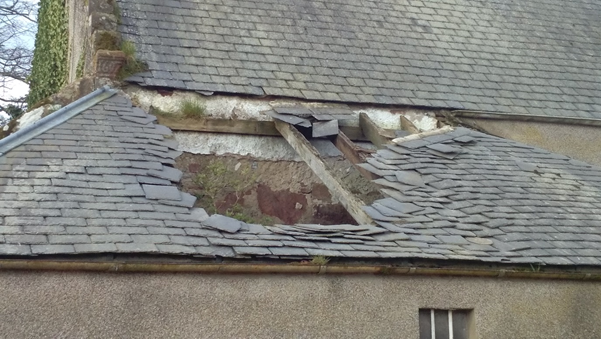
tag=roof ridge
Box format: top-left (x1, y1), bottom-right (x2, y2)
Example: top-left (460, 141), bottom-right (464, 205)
top-left (0, 86), bottom-right (117, 157)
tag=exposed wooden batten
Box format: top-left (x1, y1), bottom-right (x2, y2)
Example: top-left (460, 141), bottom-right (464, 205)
top-left (274, 120), bottom-right (373, 225)
top-left (359, 113), bottom-right (394, 148)
top-left (332, 131), bottom-right (378, 181)
top-left (156, 116), bottom-right (391, 142)
top-left (156, 116), bottom-right (281, 136)
top-left (400, 115), bottom-right (419, 134)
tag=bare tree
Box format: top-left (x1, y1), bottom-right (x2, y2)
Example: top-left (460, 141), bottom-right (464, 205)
top-left (0, 0), bottom-right (36, 117)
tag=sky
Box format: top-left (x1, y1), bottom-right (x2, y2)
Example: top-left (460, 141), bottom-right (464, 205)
top-left (0, 0), bottom-right (39, 120)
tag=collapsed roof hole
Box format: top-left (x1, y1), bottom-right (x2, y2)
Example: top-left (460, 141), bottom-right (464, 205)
top-left (175, 153), bottom-right (382, 225)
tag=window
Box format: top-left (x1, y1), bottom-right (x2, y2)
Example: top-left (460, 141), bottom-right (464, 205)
top-left (419, 309), bottom-right (473, 339)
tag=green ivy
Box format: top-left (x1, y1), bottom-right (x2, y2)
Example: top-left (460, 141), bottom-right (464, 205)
top-left (28, 0), bottom-right (68, 107)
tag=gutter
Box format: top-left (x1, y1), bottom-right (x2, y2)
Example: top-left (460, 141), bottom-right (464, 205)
top-left (449, 110), bottom-right (601, 127)
top-left (0, 260), bottom-right (599, 281)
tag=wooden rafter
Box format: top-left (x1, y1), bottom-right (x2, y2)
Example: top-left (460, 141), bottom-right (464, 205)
top-left (274, 120), bottom-right (373, 225)
top-left (359, 113), bottom-right (395, 148)
top-left (332, 131), bottom-right (378, 181)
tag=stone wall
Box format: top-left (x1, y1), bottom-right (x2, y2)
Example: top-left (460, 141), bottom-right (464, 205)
top-left (0, 271), bottom-right (599, 338)
top-left (66, 0), bottom-right (120, 82)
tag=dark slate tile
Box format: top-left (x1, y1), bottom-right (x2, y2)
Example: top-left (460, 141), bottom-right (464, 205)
top-left (142, 184), bottom-right (182, 200)
top-left (202, 214), bottom-right (244, 233)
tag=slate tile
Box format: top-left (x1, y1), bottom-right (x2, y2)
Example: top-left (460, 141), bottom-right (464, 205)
top-left (148, 166), bottom-right (183, 182)
top-left (234, 246), bottom-right (271, 256)
top-left (74, 243), bottom-right (118, 253)
top-left (156, 244), bottom-right (196, 254)
top-left (116, 243), bottom-right (159, 253)
top-left (130, 234), bottom-right (170, 244)
top-left (5, 235), bottom-right (47, 244)
top-left (142, 184), bottom-right (182, 200)
top-left (409, 235), bottom-right (442, 244)
top-left (436, 235), bottom-right (469, 245)
top-left (395, 170), bottom-right (425, 186)
top-left (306, 248), bottom-right (343, 257)
top-left (169, 236), bottom-right (209, 246)
top-left (195, 246), bottom-right (236, 258)
top-left (48, 235), bottom-right (91, 244)
top-left (202, 214), bottom-right (243, 233)
top-left (0, 244), bottom-right (31, 255)
top-left (208, 237), bottom-right (246, 247)
top-left (269, 247), bottom-right (309, 256)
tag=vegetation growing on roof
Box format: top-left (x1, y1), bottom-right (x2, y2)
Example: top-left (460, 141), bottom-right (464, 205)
top-left (310, 256), bottom-right (330, 265)
top-left (181, 99), bottom-right (206, 118)
top-left (117, 40), bottom-right (148, 80)
top-left (27, 0), bottom-right (68, 107)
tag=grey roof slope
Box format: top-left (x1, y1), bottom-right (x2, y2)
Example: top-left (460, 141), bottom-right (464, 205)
top-left (1, 91), bottom-right (601, 266)
top-left (360, 128), bottom-right (601, 266)
top-left (117, 0), bottom-right (601, 120)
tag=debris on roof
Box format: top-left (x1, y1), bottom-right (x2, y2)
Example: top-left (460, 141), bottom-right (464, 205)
top-left (267, 104), bottom-right (354, 137)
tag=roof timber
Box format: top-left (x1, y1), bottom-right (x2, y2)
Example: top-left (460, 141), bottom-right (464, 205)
top-left (155, 115), bottom-right (396, 142)
top-left (332, 131), bottom-right (378, 181)
top-left (274, 120), bottom-right (373, 225)
top-left (359, 113), bottom-right (395, 148)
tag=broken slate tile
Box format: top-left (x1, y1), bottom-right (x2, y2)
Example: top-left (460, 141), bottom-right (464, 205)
top-left (142, 184), bottom-right (182, 200)
top-left (202, 214), bottom-right (243, 233)
top-left (148, 166), bottom-right (183, 182)
top-left (267, 111), bottom-right (311, 127)
top-left (312, 120), bottom-right (339, 138)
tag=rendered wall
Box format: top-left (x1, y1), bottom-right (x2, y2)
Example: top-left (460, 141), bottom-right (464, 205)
top-left (0, 271), bottom-right (599, 338)
top-left (464, 118), bottom-right (601, 166)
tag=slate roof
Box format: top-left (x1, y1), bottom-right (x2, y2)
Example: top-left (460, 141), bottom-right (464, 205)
top-left (117, 0), bottom-right (601, 120)
top-left (2, 90), bottom-right (601, 266)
